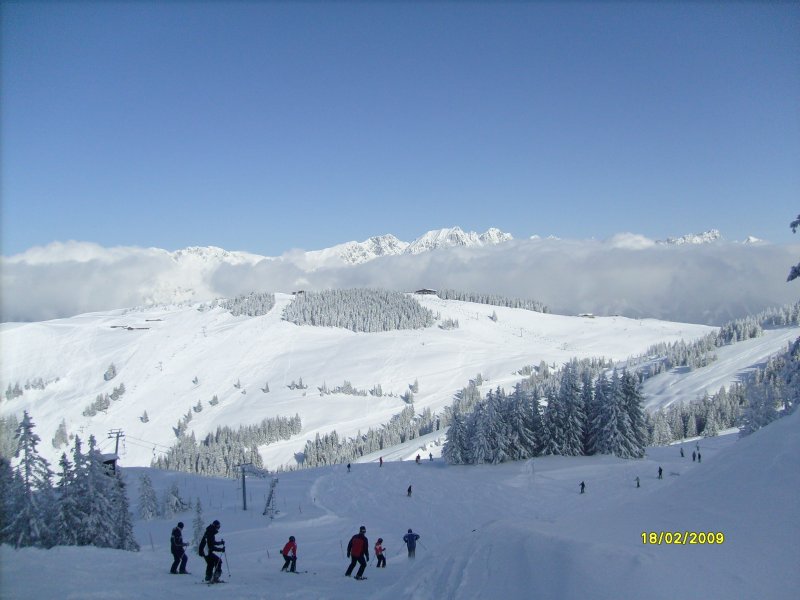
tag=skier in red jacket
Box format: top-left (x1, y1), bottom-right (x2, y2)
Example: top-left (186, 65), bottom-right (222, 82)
top-left (345, 526), bottom-right (370, 579)
top-left (280, 536), bottom-right (297, 572)
top-left (375, 538), bottom-right (386, 568)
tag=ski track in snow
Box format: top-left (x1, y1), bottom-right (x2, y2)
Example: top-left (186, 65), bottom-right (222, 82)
top-left (2, 412), bottom-right (798, 599)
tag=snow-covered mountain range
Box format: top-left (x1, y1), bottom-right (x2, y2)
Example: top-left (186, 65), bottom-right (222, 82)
top-left (3, 225), bottom-right (796, 325)
top-left (304, 226), bottom-right (514, 265)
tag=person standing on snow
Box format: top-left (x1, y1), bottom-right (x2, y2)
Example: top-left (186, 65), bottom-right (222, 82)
top-left (169, 521), bottom-right (189, 574)
top-left (407, 484), bottom-right (412, 497)
top-left (199, 519), bottom-right (225, 583)
top-left (379, 456), bottom-right (383, 467)
top-left (345, 525), bottom-right (370, 579)
top-left (375, 538), bottom-right (386, 568)
top-left (580, 481), bottom-right (585, 494)
top-left (403, 528), bottom-right (420, 558)
top-left (658, 466), bottom-right (663, 479)
top-left (280, 536), bottom-right (297, 572)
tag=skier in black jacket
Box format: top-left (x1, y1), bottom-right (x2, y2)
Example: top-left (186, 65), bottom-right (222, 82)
top-left (199, 520), bottom-right (225, 583)
top-left (169, 521), bottom-right (189, 574)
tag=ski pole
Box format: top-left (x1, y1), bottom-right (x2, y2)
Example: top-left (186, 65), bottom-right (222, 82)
top-left (340, 539), bottom-right (344, 558)
top-left (224, 551), bottom-right (231, 577)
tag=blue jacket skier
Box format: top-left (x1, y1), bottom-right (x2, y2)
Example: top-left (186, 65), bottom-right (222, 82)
top-left (403, 529), bottom-right (420, 558)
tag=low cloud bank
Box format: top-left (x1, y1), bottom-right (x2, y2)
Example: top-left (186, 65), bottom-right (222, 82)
top-left (3, 238), bottom-right (798, 325)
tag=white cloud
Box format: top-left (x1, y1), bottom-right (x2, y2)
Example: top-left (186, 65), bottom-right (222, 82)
top-left (2, 238), bottom-right (798, 325)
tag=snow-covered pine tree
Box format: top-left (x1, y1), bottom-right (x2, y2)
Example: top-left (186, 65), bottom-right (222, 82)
top-left (192, 498), bottom-right (204, 551)
top-left (163, 482), bottom-right (190, 517)
top-left (651, 411), bottom-right (673, 446)
top-left (53, 453), bottom-right (81, 546)
top-left (442, 407), bottom-right (468, 465)
top-left (137, 473), bottom-right (160, 520)
top-left (503, 384), bottom-right (537, 460)
top-left (110, 469), bottom-right (139, 551)
top-left (3, 411), bottom-right (56, 548)
top-left (559, 362), bottom-right (586, 456)
top-left (620, 370), bottom-right (647, 458)
top-left (468, 401), bottom-right (491, 464)
top-left (74, 435), bottom-right (118, 547)
top-left (593, 373), bottom-right (636, 458)
top-left (484, 389), bottom-right (508, 464)
top-left (52, 419), bottom-right (69, 449)
top-left (0, 456), bottom-right (17, 545)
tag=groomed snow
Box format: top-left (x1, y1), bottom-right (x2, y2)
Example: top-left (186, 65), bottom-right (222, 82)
top-left (2, 410), bottom-right (797, 599)
top-left (0, 294), bottom-right (738, 469)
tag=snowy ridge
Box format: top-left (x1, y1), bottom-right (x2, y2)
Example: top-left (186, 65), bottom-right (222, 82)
top-left (305, 226), bottom-right (513, 265)
top-left (404, 226), bottom-right (512, 255)
top-left (657, 229), bottom-right (722, 245)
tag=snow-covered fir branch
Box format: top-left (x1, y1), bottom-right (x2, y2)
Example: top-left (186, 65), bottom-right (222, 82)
top-left (283, 288), bottom-right (434, 332)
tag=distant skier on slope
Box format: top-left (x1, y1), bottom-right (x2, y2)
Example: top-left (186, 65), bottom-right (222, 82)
top-left (658, 466), bottom-right (663, 479)
top-left (680, 447), bottom-right (684, 458)
top-left (345, 526), bottom-right (369, 579)
top-left (403, 529), bottom-right (420, 558)
top-left (580, 481), bottom-right (585, 494)
top-left (280, 536), bottom-right (297, 572)
top-left (407, 485), bottom-right (412, 497)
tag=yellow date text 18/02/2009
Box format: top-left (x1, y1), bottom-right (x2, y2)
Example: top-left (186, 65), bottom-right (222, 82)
top-left (641, 531), bottom-right (725, 545)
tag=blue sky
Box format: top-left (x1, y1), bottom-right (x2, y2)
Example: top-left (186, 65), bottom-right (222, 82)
top-left (2, 1), bottom-right (798, 256)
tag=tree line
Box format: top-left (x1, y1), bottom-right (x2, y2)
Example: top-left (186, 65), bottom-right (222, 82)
top-left (283, 288), bottom-right (434, 332)
top-left (0, 411), bottom-right (138, 551)
top-left (153, 414), bottom-right (302, 477)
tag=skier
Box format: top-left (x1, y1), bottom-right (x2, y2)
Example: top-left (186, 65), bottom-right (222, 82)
top-left (698, 452), bottom-right (702, 463)
top-left (403, 529), bottom-right (420, 558)
top-left (692, 451), bottom-right (696, 462)
top-left (580, 481), bottom-right (585, 494)
top-left (347, 463), bottom-right (351, 473)
top-left (169, 521), bottom-right (190, 574)
top-left (379, 456), bottom-right (383, 467)
top-left (658, 466), bottom-right (663, 479)
top-left (345, 525), bottom-right (369, 579)
top-left (280, 536), bottom-right (297, 573)
top-left (635, 476), bottom-right (640, 488)
top-left (680, 447), bottom-right (684, 458)
top-left (375, 538), bottom-right (386, 568)
top-left (407, 485), bottom-right (412, 497)
top-left (199, 519), bottom-right (225, 583)
top-left (415, 454), bottom-right (420, 464)
top-left (429, 452), bottom-right (433, 461)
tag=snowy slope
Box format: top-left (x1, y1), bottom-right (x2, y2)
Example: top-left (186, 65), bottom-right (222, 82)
top-left (641, 327), bottom-right (800, 411)
top-left (1, 409), bottom-right (797, 600)
top-left (0, 295), bottom-right (724, 469)
top-left (2, 294), bottom-right (798, 471)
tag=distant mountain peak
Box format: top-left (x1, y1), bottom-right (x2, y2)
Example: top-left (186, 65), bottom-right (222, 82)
top-left (657, 229), bottom-right (722, 246)
top-left (405, 226), bottom-right (513, 255)
top-left (308, 227), bottom-right (513, 265)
